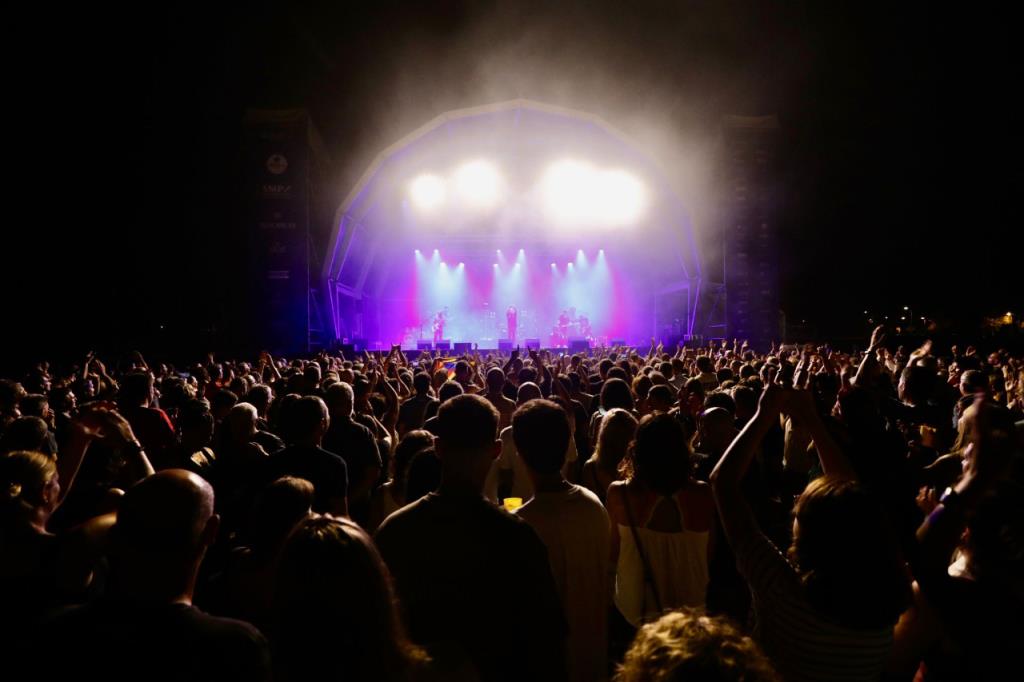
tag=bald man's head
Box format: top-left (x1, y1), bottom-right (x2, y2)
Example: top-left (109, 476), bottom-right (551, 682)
top-left (516, 382), bottom-right (542, 405)
top-left (115, 470), bottom-right (216, 558)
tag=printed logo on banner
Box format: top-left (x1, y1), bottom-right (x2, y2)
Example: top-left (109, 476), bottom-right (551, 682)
top-left (261, 184), bottom-right (293, 198)
top-left (258, 208), bottom-right (298, 229)
top-left (266, 154), bottom-right (289, 175)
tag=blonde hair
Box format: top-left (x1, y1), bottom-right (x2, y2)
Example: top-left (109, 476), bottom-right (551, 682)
top-left (595, 407), bottom-right (638, 471)
top-left (1, 450), bottom-right (57, 516)
top-left (616, 608), bottom-right (778, 682)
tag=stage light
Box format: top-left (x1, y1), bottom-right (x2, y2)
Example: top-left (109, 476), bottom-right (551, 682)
top-left (415, 249), bottom-right (421, 255)
top-left (542, 160), bottom-right (593, 224)
top-left (453, 160), bottom-right (502, 208)
top-left (410, 174), bottom-right (446, 211)
top-left (551, 262), bottom-right (556, 267)
top-left (433, 249), bottom-right (439, 255)
top-left (595, 169), bottom-right (646, 224)
top-left (440, 262), bottom-right (447, 268)
top-left (458, 262), bottom-right (464, 268)
top-left (540, 160), bottom-right (646, 227)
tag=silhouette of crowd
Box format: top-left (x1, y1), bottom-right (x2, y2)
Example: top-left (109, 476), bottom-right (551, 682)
top-left (2, 332), bottom-right (1022, 681)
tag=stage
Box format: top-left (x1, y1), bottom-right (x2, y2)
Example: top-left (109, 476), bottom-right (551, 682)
top-left (321, 100), bottom-right (703, 351)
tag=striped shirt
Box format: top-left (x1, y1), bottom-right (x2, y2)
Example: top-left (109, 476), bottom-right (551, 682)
top-left (734, 532), bottom-right (894, 682)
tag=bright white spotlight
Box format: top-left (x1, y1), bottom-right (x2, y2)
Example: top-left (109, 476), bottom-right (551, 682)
top-left (551, 262), bottom-right (556, 267)
top-left (454, 160), bottom-right (502, 208)
top-left (493, 263), bottom-right (499, 267)
top-left (440, 262), bottom-right (447, 268)
top-left (414, 249), bottom-right (420, 255)
top-left (595, 169), bottom-right (646, 224)
top-left (541, 160), bottom-right (646, 227)
top-left (410, 174), bottom-right (446, 212)
top-left (541, 160), bottom-right (595, 224)
top-left (458, 262), bottom-right (465, 268)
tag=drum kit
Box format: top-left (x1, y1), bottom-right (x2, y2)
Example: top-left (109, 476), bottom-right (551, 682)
top-left (549, 308), bottom-right (593, 346)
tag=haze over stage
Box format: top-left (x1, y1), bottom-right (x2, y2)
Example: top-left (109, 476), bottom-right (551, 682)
top-left (324, 101), bottom-right (702, 349)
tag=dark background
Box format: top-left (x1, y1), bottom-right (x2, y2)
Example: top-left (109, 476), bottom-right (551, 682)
top-left (5, 1), bottom-right (1019, 365)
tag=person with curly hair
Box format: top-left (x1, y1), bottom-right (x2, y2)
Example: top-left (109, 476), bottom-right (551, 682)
top-left (616, 608), bottom-right (778, 682)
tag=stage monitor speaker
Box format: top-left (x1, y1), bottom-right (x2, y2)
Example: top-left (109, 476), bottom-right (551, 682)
top-left (416, 340), bottom-right (432, 351)
top-left (498, 339), bottom-right (513, 352)
top-left (569, 338), bottom-right (590, 354)
top-left (453, 342), bottom-right (472, 354)
top-left (525, 338), bottom-right (541, 350)
top-left (338, 344), bottom-right (355, 360)
top-left (435, 340), bottom-right (452, 352)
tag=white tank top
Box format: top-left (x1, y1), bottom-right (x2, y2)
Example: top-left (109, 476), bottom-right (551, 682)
top-left (614, 495), bottom-right (710, 627)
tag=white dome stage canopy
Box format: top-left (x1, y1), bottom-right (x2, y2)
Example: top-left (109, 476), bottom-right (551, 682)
top-left (322, 100), bottom-right (702, 349)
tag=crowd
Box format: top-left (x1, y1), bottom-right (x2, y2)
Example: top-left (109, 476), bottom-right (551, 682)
top-left (2, 331), bottom-right (1022, 681)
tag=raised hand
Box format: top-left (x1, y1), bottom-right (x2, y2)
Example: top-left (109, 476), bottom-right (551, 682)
top-left (867, 324), bottom-right (886, 352)
top-left (75, 403), bottom-right (138, 447)
top-left (756, 382), bottom-right (788, 420)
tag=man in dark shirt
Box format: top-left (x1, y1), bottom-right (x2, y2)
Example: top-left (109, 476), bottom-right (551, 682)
top-left (323, 382), bottom-right (381, 525)
top-left (44, 471), bottom-right (272, 682)
top-left (375, 394), bottom-right (567, 681)
top-left (397, 372), bottom-right (439, 436)
top-left (269, 395), bottom-right (348, 517)
top-left (118, 371), bottom-right (176, 466)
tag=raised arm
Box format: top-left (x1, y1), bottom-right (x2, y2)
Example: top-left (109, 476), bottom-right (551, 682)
top-left (853, 325), bottom-right (886, 389)
top-left (377, 360), bottom-right (401, 436)
top-left (710, 383), bottom-right (787, 545)
top-left (787, 385), bottom-right (857, 481)
top-left (913, 397), bottom-right (1013, 598)
top-left (503, 347), bottom-right (520, 375)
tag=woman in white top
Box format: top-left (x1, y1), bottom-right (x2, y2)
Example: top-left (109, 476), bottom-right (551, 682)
top-left (607, 412), bottom-right (715, 628)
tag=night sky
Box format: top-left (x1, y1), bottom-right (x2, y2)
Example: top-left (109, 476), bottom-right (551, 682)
top-left (6, 1), bottom-right (1018, 363)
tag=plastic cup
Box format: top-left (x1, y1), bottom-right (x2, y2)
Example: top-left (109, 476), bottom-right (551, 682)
top-left (503, 497), bottom-right (523, 512)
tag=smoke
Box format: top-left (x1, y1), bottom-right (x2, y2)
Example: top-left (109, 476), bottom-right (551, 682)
top-left (296, 0), bottom-right (812, 272)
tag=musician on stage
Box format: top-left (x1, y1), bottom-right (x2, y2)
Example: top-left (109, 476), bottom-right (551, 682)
top-left (506, 305), bottom-right (517, 342)
top-left (432, 307), bottom-right (448, 343)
